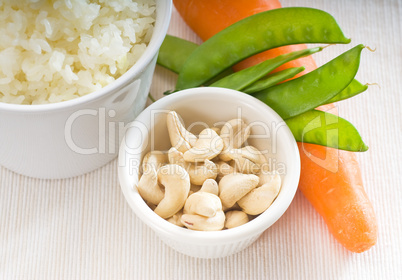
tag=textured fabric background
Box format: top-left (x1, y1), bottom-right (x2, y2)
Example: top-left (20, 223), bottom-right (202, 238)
top-left (1, 0), bottom-right (401, 279)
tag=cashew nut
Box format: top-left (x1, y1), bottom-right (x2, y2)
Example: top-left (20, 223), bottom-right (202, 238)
top-left (168, 147), bottom-right (186, 165)
top-left (181, 211), bottom-right (225, 231)
top-left (238, 172), bottom-right (282, 215)
top-left (183, 209), bottom-right (225, 231)
top-left (137, 167), bottom-right (164, 206)
top-left (225, 210), bottom-right (249, 229)
top-left (218, 173), bottom-right (259, 208)
top-left (167, 111), bottom-right (197, 153)
top-left (228, 146), bottom-right (267, 174)
top-left (188, 160), bottom-right (218, 185)
top-left (190, 160), bottom-right (218, 185)
top-left (215, 160), bottom-right (236, 182)
top-left (153, 164), bottom-right (190, 219)
top-left (146, 201), bottom-right (157, 211)
top-left (142, 150), bottom-right (168, 172)
top-left (199, 179), bottom-right (219, 196)
top-left (181, 188), bottom-right (225, 231)
top-left (184, 192), bottom-right (222, 218)
top-left (168, 147), bottom-right (218, 185)
top-left (210, 127), bottom-right (221, 134)
top-left (167, 210), bottom-right (184, 227)
top-left (138, 113), bottom-right (282, 230)
top-left (183, 128), bottom-right (224, 162)
top-left (219, 119), bottom-right (250, 161)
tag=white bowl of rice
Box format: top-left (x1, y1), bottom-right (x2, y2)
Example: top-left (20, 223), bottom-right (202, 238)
top-left (0, 0), bottom-right (172, 178)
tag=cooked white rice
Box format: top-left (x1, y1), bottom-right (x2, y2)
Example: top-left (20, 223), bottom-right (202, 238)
top-left (0, 0), bottom-right (156, 104)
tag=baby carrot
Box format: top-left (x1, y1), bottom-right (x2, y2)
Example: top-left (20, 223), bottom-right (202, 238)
top-left (173, 0), bottom-right (378, 252)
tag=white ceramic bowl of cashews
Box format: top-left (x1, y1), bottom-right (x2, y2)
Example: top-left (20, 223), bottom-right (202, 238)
top-left (118, 87), bottom-right (301, 259)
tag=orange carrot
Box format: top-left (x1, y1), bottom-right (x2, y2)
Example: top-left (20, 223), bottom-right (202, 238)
top-left (298, 142), bottom-right (377, 252)
top-left (173, 0), bottom-right (378, 252)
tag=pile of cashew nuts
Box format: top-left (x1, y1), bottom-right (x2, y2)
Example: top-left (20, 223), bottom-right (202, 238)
top-left (137, 111), bottom-right (282, 231)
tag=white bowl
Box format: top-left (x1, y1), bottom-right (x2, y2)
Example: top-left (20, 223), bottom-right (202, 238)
top-left (0, 0), bottom-right (172, 179)
top-left (118, 87), bottom-right (301, 259)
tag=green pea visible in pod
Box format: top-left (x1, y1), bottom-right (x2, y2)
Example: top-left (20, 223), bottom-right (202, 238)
top-left (176, 7), bottom-right (351, 90)
top-left (285, 110), bottom-right (368, 152)
top-left (254, 44), bottom-right (365, 120)
top-left (209, 47), bottom-right (321, 91)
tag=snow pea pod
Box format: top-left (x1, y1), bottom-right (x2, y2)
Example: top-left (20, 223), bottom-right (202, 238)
top-left (157, 35), bottom-right (235, 83)
top-left (176, 7), bottom-right (350, 90)
top-left (285, 110), bottom-right (368, 152)
top-left (254, 44), bottom-right (364, 120)
top-left (157, 35), bottom-right (198, 74)
top-left (243, 67), bottom-right (304, 94)
top-left (209, 47), bottom-right (321, 90)
top-left (325, 79), bottom-right (368, 104)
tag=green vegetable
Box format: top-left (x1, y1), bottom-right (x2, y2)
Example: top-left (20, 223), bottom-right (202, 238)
top-left (243, 67), bottom-right (304, 94)
top-left (285, 110), bottom-right (368, 152)
top-left (157, 35), bottom-right (198, 74)
top-left (176, 7), bottom-right (350, 90)
top-left (325, 79), bottom-right (368, 104)
top-left (254, 45), bottom-right (364, 120)
top-left (154, 16), bottom-right (368, 151)
top-left (157, 35), bottom-right (235, 89)
top-left (209, 47), bottom-right (321, 90)
top-left (204, 68), bottom-right (234, 85)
